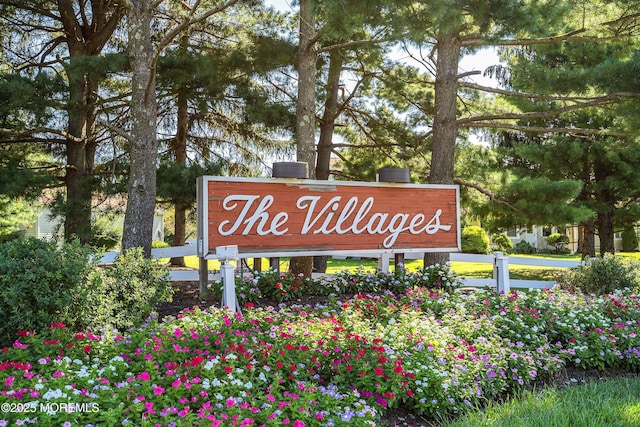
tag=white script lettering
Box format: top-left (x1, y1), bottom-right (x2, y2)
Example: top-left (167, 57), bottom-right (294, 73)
top-left (297, 195), bottom-right (451, 247)
top-left (218, 195), bottom-right (288, 236)
top-left (216, 194), bottom-right (451, 247)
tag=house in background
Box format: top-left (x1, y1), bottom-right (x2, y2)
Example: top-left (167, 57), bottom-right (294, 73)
top-left (25, 206), bottom-right (165, 244)
top-left (506, 225), bottom-right (639, 253)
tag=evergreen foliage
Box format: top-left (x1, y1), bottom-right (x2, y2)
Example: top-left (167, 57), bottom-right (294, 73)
top-left (557, 254), bottom-right (640, 295)
top-left (512, 240), bottom-right (536, 254)
top-left (0, 197), bottom-right (35, 241)
top-left (491, 233), bottom-right (514, 253)
top-left (461, 226), bottom-right (490, 254)
top-left (546, 233), bottom-right (570, 254)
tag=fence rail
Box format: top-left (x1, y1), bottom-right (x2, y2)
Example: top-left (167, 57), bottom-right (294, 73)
top-left (99, 246), bottom-right (582, 293)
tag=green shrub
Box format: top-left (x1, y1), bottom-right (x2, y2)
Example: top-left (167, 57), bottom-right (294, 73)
top-left (94, 248), bottom-right (173, 330)
top-left (0, 239), bottom-right (173, 346)
top-left (546, 233), bottom-right (569, 253)
top-left (621, 229), bottom-right (639, 252)
top-left (512, 240), bottom-right (536, 254)
top-left (461, 226), bottom-right (490, 254)
top-left (0, 238), bottom-right (94, 346)
top-left (152, 240), bottom-right (170, 249)
top-left (556, 254), bottom-right (640, 295)
top-left (491, 233), bottom-right (514, 253)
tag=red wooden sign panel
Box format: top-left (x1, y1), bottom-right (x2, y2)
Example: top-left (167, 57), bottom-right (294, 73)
top-left (198, 177), bottom-right (459, 257)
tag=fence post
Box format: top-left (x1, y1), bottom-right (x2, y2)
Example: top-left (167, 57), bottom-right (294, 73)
top-left (378, 253), bottom-right (391, 273)
top-left (198, 238), bottom-right (208, 299)
top-left (218, 245), bottom-right (240, 313)
top-left (493, 251), bottom-right (510, 293)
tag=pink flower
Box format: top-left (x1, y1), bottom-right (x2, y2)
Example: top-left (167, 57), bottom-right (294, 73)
top-left (153, 385), bottom-right (165, 395)
top-left (12, 340), bottom-right (28, 350)
top-left (53, 370), bottom-right (64, 378)
top-left (174, 328), bottom-right (183, 338)
top-left (144, 401), bottom-right (155, 415)
top-left (4, 376), bottom-right (14, 387)
top-left (226, 398), bottom-right (235, 408)
top-left (137, 371), bottom-right (150, 381)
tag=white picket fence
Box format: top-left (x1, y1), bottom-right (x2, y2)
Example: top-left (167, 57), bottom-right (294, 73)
top-left (99, 246), bottom-right (581, 292)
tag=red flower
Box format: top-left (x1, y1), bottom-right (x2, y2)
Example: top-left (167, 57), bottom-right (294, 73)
top-left (83, 345), bottom-right (92, 353)
top-left (225, 366), bottom-right (233, 374)
top-left (374, 366), bottom-right (384, 376)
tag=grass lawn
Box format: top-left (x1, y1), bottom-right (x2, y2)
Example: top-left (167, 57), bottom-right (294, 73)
top-left (443, 376), bottom-right (640, 427)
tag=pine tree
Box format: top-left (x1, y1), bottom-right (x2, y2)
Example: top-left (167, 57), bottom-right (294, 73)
top-left (0, 1), bottom-right (126, 244)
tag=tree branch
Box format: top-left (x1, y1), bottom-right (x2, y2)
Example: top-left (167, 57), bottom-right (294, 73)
top-left (457, 92), bottom-right (640, 127)
top-left (467, 122), bottom-right (634, 137)
top-left (463, 12), bottom-right (640, 48)
top-left (98, 119), bottom-right (134, 143)
top-left (317, 38), bottom-right (385, 54)
top-left (156, 0), bottom-right (240, 52)
top-left (453, 176), bottom-right (524, 213)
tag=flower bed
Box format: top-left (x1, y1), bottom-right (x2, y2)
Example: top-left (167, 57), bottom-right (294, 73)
top-left (2, 275), bottom-right (640, 426)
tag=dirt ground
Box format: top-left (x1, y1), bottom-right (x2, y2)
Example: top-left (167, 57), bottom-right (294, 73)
top-left (156, 281), bottom-right (639, 427)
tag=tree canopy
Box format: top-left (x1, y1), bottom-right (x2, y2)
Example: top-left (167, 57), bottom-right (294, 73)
top-left (0, 0), bottom-right (638, 257)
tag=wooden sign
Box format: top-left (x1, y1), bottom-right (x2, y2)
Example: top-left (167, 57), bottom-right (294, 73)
top-left (197, 177), bottom-right (460, 258)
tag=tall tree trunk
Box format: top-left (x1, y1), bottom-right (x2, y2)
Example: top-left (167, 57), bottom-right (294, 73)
top-left (594, 157), bottom-right (615, 255)
top-left (597, 210), bottom-right (616, 255)
top-left (291, 0), bottom-right (316, 277)
top-left (315, 50), bottom-right (342, 181)
top-left (296, 0), bottom-right (317, 174)
top-left (424, 35), bottom-right (460, 268)
top-left (64, 72), bottom-right (95, 244)
top-left (122, 0), bottom-right (157, 257)
top-left (580, 219), bottom-right (596, 259)
top-left (313, 50), bottom-right (343, 273)
top-left (58, 0), bottom-right (123, 244)
top-left (170, 89), bottom-right (188, 266)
